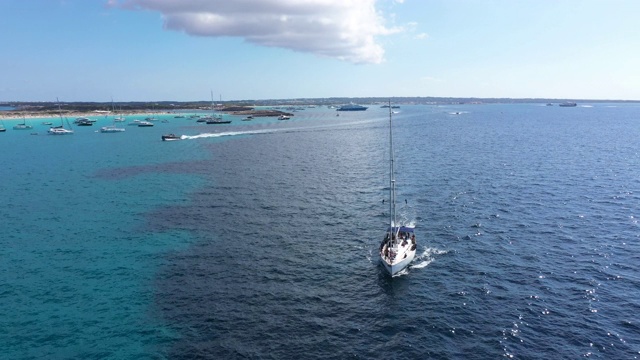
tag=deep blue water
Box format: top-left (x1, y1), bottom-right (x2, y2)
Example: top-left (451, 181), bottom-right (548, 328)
top-left (2, 104), bottom-right (640, 359)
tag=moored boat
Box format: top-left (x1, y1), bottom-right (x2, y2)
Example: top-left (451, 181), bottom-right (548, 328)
top-left (206, 119), bottom-right (232, 124)
top-left (100, 125), bottom-right (125, 133)
top-left (75, 118), bottom-right (93, 126)
top-left (74, 117), bottom-right (96, 124)
top-left (48, 99), bottom-right (74, 135)
top-left (203, 91), bottom-right (231, 124)
top-left (559, 102), bottom-right (577, 107)
top-left (337, 103), bottom-right (368, 111)
top-left (48, 126), bottom-right (74, 135)
top-left (14, 117), bottom-right (33, 130)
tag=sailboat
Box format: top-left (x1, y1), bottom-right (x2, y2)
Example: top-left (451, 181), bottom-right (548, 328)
top-left (0, 119), bottom-right (6, 132)
top-left (114, 102), bottom-right (126, 122)
top-left (144, 104), bottom-right (158, 121)
top-left (202, 91), bottom-right (231, 124)
top-left (13, 116), bottom-right (33, 130)
top-left (101, 98), bottom-right (126, 133)
top-left (379, 101), bottom-right (416, 276)
top-left (48, 99), bottom-right (74, 135)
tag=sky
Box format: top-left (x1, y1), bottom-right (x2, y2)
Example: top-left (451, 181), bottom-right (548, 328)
top-left (1, 0), bottom-right (639, 102)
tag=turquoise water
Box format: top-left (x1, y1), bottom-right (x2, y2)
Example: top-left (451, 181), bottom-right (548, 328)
top-left (2, 105), bottom-right (640, 359)
top-left (2, 115), bottom-right (206, 358)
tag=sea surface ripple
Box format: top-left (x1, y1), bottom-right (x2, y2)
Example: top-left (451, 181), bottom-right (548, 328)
top-left (1, 104), bottom-right (639, 359)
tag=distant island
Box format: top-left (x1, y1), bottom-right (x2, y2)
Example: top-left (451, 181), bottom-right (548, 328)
top-left (0, 96), bottom-right (638, 119)
top-left (0, 103), bottom-right (294, 120)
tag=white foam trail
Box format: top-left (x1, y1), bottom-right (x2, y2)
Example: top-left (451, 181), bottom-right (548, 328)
top-left (411, 259), bottom-right (433, 269)
top-left (180, 117), bottom-right (383, 141)
top-left (410, 247), bottom-right (448, 270)
top-left (182, 129), bottom-right (273, 140)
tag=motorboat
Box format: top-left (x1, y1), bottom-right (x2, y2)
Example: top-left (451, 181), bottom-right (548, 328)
top-left (48, 126), bottom-right (74, 135)
top-left (162, 133), bottom-right (182, 141)
top-left (74, 117), bottom-right (95, 124)
top-left (100, 125), bottom-right (125, 133)
top-left (206, 119), bottom-right (232, 124)
top-left (75, 118), bottom-right (93, 126)
top-left (559, 102), bottom-right (577, 107)
top-left (337, 104), bottom-right (368, 111)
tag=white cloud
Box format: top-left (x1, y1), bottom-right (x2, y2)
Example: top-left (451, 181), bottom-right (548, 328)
top-left (110, 0), bottom-right (403, 64)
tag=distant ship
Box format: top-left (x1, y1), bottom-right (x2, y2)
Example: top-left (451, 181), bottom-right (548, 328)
top-left (559, 102), bottom-right (577, 107)
top-left (337, 104), bottom-right (368, 111)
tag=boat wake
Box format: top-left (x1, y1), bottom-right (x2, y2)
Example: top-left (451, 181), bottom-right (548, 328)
top-left (410, 247), bottom-right (448, 270)
top-left (180, 118), bottom-right (383, 141)
top-left (181, 129), bottom-right (274, 140)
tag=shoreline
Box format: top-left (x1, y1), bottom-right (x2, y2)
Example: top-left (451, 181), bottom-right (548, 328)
top-left (0, 109), bottom-right (292, 122)
top-left (0, 110), bottom-right (166, 122)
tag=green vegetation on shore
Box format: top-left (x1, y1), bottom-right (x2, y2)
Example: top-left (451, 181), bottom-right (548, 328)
top-left (1, 96), bottom-right (638, 117)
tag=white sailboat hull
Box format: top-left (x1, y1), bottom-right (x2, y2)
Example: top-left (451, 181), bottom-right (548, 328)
top-left (381, 244), bottom-right (416, 276)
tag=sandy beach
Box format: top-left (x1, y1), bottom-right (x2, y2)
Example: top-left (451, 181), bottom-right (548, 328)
top-left (0, 108), bottom-right (290, 123)
top-left (0, 110), bottom-right (174, 122)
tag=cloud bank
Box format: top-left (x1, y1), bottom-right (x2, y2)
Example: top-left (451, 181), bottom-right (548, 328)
top-left (110, 0), bottom-right (400, 64)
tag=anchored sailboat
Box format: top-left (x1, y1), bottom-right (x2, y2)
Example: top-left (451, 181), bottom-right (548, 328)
top-left (379, 101), bottom-right (416, 276)
top-left (101, 98), bottom-right (125, 133)
top-left (13, 115), bottom-right (33, 130)
top-left (202, 90), bottom-right (231, 124)
top-left (48, 99), bottom-right (74, 135)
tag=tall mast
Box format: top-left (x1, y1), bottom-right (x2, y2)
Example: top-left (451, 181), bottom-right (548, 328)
top-left (57, 97), bottom-right (63, 126)
top-left (389, 100), bottom-right (396, 239)
top-left (210, 90), bottom-right (214, 116)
